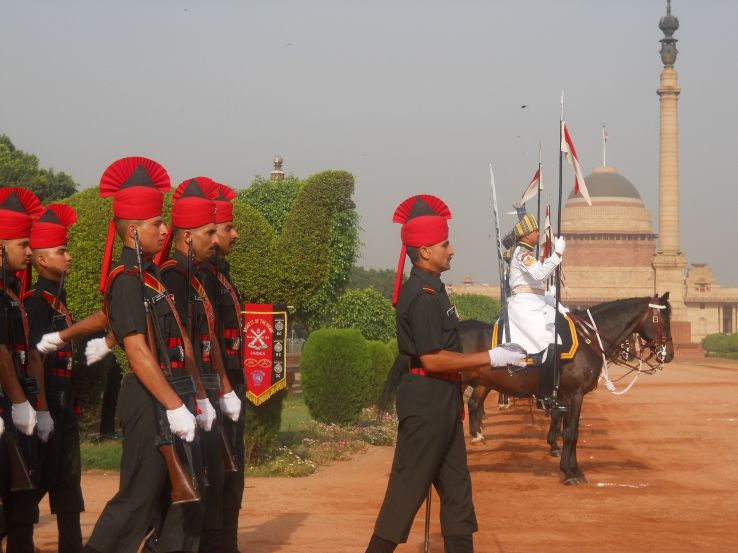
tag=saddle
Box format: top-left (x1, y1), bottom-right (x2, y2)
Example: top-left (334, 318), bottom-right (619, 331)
top-left (491, 311), bottom-right (579, 366)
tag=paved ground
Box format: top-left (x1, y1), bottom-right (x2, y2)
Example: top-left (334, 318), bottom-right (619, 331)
top-left (30, 358), bottom-right (738, 552)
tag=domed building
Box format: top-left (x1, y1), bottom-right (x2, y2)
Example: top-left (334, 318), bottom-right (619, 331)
top-left (560, 166), bottom-right (658, 307)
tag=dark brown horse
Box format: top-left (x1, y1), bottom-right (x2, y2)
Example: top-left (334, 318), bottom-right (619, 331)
top-left (458, 293), bottom-right (674, 485)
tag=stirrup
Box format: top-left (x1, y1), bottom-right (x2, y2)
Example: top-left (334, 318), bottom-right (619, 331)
top-left (537, 396), bottom-right (567, 415)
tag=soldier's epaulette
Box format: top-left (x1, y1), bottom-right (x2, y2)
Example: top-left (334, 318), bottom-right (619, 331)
top-left (422, 287), bottom-right (437, 295)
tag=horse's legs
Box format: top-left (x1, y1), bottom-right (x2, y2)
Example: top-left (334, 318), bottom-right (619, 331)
top-left (468, 385), bottom-right (491, 443)
top-left (547, 410), bottom-right (562, 457)
top-left (559, 393), bottom-right (584, 485)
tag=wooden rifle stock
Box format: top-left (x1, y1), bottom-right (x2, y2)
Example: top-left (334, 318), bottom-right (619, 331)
top-left (218, 422), bottom-right (238, 473)
top-left (144, 310), bottom-right (200, 504)
top-left (4, 433), bottom-right (34, 491)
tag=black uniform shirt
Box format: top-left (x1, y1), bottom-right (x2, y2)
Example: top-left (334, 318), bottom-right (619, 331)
top-left (160, 250), bottom-right (214, 375)
top-left (202, 257), bottom-right (243, 379)
top-left (1, 271), bottom-right (28, 365)
top-left (24, 276), bottom-right (74, 394)
top-left (395, 266), bottom-right (461, 365)
top-left (105, 247), bottom-right (185, 377)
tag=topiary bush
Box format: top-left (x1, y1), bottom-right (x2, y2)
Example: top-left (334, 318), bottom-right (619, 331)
top-left (451, 293), bottom-right (501, 322)
top-left (366, 340), bottom-right (394, 406)
top-left (331, 287), bottom-right (396, 342)
top-left (300, 328), bottom-right (372, 424)
top-left (386, 337), bottom-right (399, 359)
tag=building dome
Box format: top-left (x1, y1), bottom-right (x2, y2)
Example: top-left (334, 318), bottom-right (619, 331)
top-left (567, 166), bottom-right (641, 200)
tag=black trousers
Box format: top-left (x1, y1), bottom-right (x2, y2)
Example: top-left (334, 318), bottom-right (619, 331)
top-left (0, 396), bottom-right (40, 553)
top-left (37, 403), bottom-right (84, 553)
top-left (85, 374), bottom-right (203, 553)
top-left (195, 421), bottom-right (225, 553)
top-left (373, 374), bottom-right (478, 544)
top-left (220, 377), bottom-right (245, 553)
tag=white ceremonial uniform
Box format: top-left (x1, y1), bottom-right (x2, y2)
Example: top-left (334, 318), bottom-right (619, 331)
top-left (505, 243), bottom-right (567, 354)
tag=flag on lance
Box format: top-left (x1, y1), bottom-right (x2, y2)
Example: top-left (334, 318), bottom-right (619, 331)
top-left (561, 121), bottom-right (591, 206)
top-left (540, 205), bottom-right (553, 261)
top-left (520, 167), bottom-right (542, 205)
top-left (242, 304), bottom-right (288, 405)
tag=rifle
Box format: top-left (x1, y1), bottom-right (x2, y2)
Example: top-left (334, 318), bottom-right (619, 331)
top-left (133, 229), bottom-right (200, 505)
top-left (1, 247), bottom-right (36, 491)
top-left (187, 240), bottom-right (237, 473)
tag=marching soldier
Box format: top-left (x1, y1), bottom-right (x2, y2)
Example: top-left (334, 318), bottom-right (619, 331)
top-left (24, 204), bottom-right (84, 553)
top-left (0, 187), bottom-right (44, 553)
top-left (82, 157), bottom-right (206, 553)
top-left (204, 183), bottom-right (245, 553)
top-left (366, 195), bottom-right (526, 553)
top-left (156, 177), bottom-right (241, 553)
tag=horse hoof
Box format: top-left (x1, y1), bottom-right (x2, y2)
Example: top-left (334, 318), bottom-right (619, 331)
top-left (549, 449), bottom-right (562, 457)
top-left (471, 434), bottom-right (486, 445)
top-left (576, 475), bottom-right (588, 484)
top-left (563, 477), bottom-right (581, 486)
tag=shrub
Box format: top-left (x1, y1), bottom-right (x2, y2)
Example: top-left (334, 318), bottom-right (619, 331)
top-left (243, 389), bottom-right (287, 465)
top-left (702, 333), bottom-right (731, 354)
top-left (332, 287), bottom-right (396, 342)
top-left (386, 337), bottom-right (399, 359)
top-left (366, 340), bottom-right (394, 405)
top-left (451, 293), bottom-right (501, 322)
top-left (300, 328), bottom-right (372, 424)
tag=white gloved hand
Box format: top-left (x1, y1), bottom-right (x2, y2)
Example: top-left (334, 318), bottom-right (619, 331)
top-left (36, 331), bottom-right (65, 354)
top-left (554, 236), bottom-right (566, 256)
top-left (219, 391), bottom-right (242, 422)
top-left (37, 410), bottom-right (55, 443)
top-left (12, 400), bottom-right (37, 436)
top-left (489, 347), bottom-right (527, 368)
top-left (85, 337), bottom-right (112, 365)
top-left (0, 416), bottom-right (4, 438)
top-left (196, 398), bottom-right (216, 431)
top-left (167, 404), bottom-right (196, 443)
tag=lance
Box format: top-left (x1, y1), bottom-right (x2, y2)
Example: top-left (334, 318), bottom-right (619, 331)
top-left (489, 164), bottom-right (511, 341)
top-left (536, 143), bottom-right (542, 259)
top-left (552, 92), bottom-right (565, 405)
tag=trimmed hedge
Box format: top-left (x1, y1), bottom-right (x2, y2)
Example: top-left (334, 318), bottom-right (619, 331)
top-left (300, 328), bottom-right (372, 424)
top-left (366, 340), bottom-right (394, 406)
top-left (386, 337), bottom-right (399, 359)
top-left (702, 333), bottom-right (738, 355)
top-left (332, 287), bottom-right (396, 342)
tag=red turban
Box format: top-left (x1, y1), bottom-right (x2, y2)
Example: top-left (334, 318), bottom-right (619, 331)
top-left (30, 204), bottom-right (77, 249)
top-left (212, 183), bottom-right (237, 224)
top-left (391, 195), bottom-right (452, 306)
top-left (0, 188), bottom-right (43, 240)
top-left (98, 156), bottom-right (171, 292)
top-left (156, 177), bottom-right (218, 265)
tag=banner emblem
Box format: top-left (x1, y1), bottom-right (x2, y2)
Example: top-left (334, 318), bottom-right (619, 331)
top-left (242, 304), bottom-right (288, 405)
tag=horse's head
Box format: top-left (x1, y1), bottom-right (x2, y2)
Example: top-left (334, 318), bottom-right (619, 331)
top-left (634, 292), bottom-right (674, 365)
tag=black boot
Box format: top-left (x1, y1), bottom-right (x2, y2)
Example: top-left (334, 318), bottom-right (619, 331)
top-left (366, 534), bottom-right (397, 553)
top-left (6, 523), bottom-right (34, 553)
top-left (444, 534), bottom-right (473, 553)
top-left (537, 344), bottom-right (567, 414)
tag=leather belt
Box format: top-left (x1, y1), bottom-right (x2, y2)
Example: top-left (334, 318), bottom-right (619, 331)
top-left (512, 287), bottom-right (545, 296)
top-left (409, 367), bottom-right (461, 383)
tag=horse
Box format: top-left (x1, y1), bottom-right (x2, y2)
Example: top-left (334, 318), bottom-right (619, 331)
top-left (458, 293), bottom-right (674, 485)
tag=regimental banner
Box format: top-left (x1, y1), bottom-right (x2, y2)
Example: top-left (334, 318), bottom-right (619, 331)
top-left (242, 304), bottom-right (288, 405)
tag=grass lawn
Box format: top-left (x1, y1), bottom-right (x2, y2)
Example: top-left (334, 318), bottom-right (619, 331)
top-left (80, 394), bottom-right (397, 476)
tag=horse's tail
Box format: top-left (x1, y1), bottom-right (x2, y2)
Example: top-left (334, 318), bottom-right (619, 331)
top-left (377, 353), bottom-right (410, 413)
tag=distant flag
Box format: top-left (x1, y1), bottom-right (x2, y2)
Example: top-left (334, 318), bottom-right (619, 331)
top-left (561, 121), bottom-right (591, 206)
top-left (520, 166), bottom-right (542, 204)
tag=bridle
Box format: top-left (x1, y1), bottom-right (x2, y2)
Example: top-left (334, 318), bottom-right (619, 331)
top-left (631, 295), bottom-right (672, 367)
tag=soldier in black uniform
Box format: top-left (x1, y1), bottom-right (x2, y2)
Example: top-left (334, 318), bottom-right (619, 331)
top-left (82, 157), bottom-right (205, 553)
top-left (204, 182), bottom-right (245, 553)
top-left (366, 195), bottom-right (526, 553)
top-left (0, 187), bottom-right (44, 553)
top-left (157, 177), bottom-right (241, 553)
top-left (25, 204), bottom-right (84, 553)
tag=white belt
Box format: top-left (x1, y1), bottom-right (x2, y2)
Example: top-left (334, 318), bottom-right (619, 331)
top-left (511, 287), bottom-right (545, 296)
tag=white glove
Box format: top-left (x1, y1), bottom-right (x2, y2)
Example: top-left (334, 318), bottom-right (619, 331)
top-left (85, 337), bottom-right (112, 365)
top-left (36, 331), bottom-right (65, 354)
top-left (12, 400), bottom-right (37, 436)
top-left (219, 391), bottom-right (242, 422)
top-left (489, 347), bottom-right (527, 368)
top-left (554, 236), bottom-right (566, 256)
top-left (196, 398), bottom-right (216, 432)
top-left (0, 416), bottom-right (4, 438)
top-left (37, 410), bottom-right (55, 443)
top-left (167, 404), bottom-right (196, 442)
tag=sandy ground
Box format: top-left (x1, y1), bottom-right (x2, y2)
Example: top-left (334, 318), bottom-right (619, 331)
top-left (30, 358), bottom-right (738, 553)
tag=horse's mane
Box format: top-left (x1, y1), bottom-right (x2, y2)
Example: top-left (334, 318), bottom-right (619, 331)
top-left (573, 296), bottom-right (672, 321)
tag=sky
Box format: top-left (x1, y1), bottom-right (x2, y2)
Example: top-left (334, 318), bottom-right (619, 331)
top-left (1, 0), bottom-right (737, 286)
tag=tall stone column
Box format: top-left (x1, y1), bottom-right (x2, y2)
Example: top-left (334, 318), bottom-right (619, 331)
top-left (652, 0), bottom-right (689, 328)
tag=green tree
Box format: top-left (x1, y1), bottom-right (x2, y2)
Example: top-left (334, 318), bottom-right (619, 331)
top-left (237, 175), bottom-right (302, 234)
top-left (0, 135), bottom-right (77, 201)
top-left (451, 293), bottom-right (501, 322)
top-left (348, 267), bottom-right (397, 300)
top-left (332, 287), bottom-right (396, 342)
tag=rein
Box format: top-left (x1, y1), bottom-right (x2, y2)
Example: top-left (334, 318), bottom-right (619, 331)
top-left (571, 296), bottom-right (671, 394)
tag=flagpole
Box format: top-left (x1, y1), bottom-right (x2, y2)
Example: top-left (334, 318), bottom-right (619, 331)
top-left (602, 123), bottom-right (607, 167)
top-left (553, 91), bottom-right (564, 407)
top-left (536, 142), bottom-right (542, 258)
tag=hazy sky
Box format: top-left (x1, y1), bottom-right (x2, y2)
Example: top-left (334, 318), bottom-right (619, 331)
top-left (2, 0), bottom-right (737, 286)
